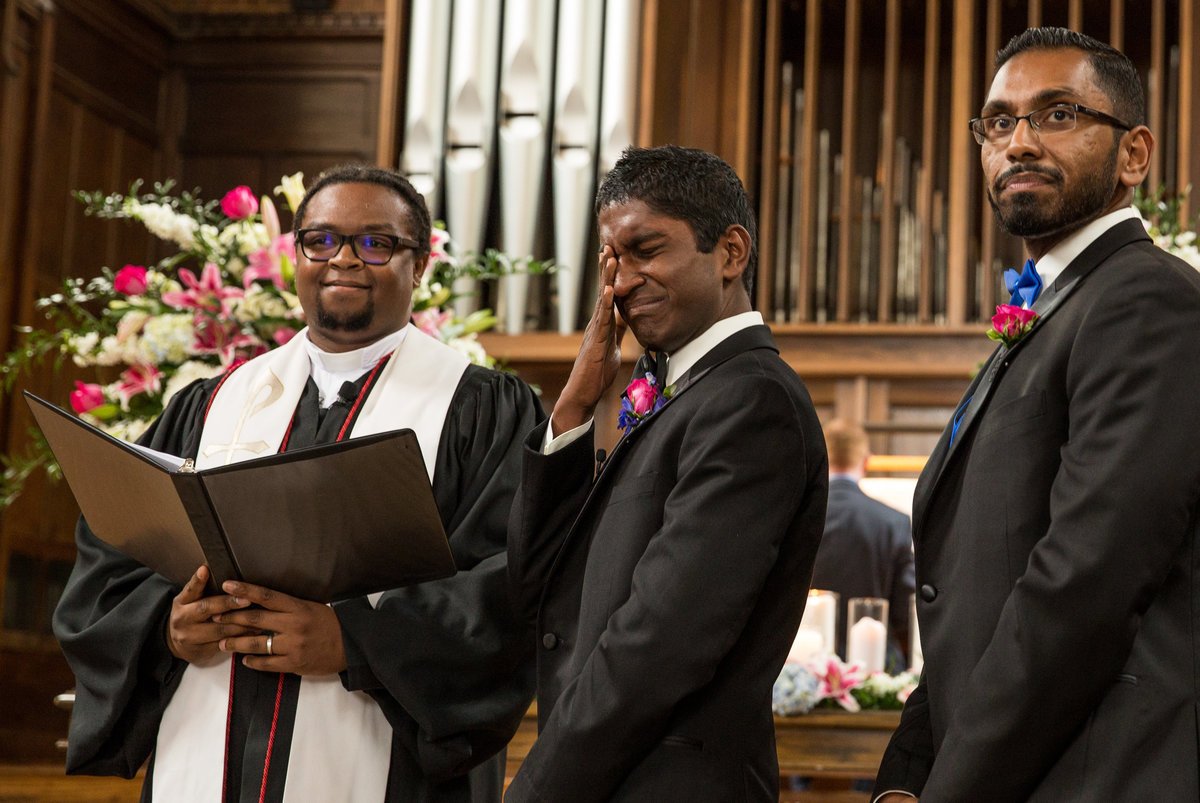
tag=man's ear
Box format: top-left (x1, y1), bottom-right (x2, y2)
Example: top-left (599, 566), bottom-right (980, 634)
top-left (720, 224), bottom-right (752, 283)
top-left (1119, 125), bottom-right (1154, 189)
top-left (412, 252), bottom-right (431, 287)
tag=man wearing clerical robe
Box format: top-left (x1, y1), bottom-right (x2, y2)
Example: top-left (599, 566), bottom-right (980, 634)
top-left (52, 165), bottom-right (544, 802)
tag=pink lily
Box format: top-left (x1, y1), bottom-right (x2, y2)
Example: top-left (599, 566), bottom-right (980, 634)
top-left (243, 233), bottom-right (296, 290)
top-left (413, 307), bottom-right (453, 338)
top-left (810, 655), bottom-right (866, 712)
top-left (114, 364), bottom-right (163, 407)
top-left (191, 316), bottom-right (262, 366)
top-left (272, 327), bottom-right (299, 346)
top-left (430, 227), bottom-right (452, 263)
top-left (162, 262), bottom-right (244, 315)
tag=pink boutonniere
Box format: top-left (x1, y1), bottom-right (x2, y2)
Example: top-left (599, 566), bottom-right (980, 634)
top-left (988, 304), bottom-right (1039, 347)
top-left (617, 372), bottom-right (674, 436)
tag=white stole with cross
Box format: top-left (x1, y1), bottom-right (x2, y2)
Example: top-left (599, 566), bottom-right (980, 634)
top-left (152, 324), bottom-right (469, 802)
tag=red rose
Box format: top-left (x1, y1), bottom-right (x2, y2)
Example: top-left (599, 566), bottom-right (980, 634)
top-left (988, 304), bottom-right (1038, 346)
top-left (220, 185), bottom-right (259, 220)
top-left (69, 382), bottom-right (105, 414)
top-left (625, 377), bottom-right (659, 415)
top-left (113, 264), bottom-right (149, 295)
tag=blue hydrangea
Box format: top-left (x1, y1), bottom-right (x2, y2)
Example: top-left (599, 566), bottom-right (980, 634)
top-left (772, 663), bottom-right (821, 716)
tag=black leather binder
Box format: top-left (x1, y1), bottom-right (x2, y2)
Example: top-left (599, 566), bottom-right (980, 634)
top-left (26, 391), bottom-right (456, 602)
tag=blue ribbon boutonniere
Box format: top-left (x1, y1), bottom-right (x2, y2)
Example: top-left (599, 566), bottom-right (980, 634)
top-left (1003, 258), bottom-right (1043, 308)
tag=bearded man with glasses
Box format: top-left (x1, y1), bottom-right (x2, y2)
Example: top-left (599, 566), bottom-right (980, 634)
top-left (54, 164), bottom-right (545, 802)
top-left (874, 27), bottom-right (1200, 802)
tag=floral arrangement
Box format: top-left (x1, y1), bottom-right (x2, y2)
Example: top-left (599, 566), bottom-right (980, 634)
top-left (772, 655), bottom-right (918, 716)
top-left (0, 173), bottom-right (548, 507)
top-left (1136, 184), bottom-right (1200, 271)
top-left (987, 305), bottom-right (1038, 347)
top-left (617, 373), bottom-right (673, 436)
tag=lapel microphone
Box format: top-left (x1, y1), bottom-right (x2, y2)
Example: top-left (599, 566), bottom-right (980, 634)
top-left (333, 380), bottom-right (358, 406)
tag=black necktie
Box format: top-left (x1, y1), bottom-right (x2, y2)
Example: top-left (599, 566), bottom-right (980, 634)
top-left (644, 348), bottom-right (668, 385)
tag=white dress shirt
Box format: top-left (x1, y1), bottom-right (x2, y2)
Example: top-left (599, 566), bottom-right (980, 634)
top-left (543, 311), bottom-right (764, 453)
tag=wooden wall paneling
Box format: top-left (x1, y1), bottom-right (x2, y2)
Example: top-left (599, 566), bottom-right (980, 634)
top-left (917, 0), bottom-right (939, 323)
top-left (1179, 0), bottom-right (1199, 221)
top-left (685, 1), bottom-right (722, 154)
top-left (1068, 0), bottom-right (1083, 31)
top-left (1109, 0), bottom-right (1124, 51)
top-left (864, 378), bottom-right (892, 456)
top-left (0, 0), bottom-right (47, 431)
top-left (1148, 0), bottom-right (1165, 190)
top-left (796, 0), bottom-right (821, 322)
top-left (644, 0), bottom-right (714, 153)
top-left (836, 0), bottom-right (860, 322)
top-left (757, 0), bottom-right (782, 315)
top-left (876, 0), bottom-right (900, 323)
top-left (979, 0), bottom-right (1002, 321)
top-left (1028, 0), bottom-right (1042, 28)
top-left (636, 0), bottom-right (659, 147)
top-left (723, 0), bottom-right (758, 183)
top-left (174, 34), bottom-right (383, 196)
top-left (376, 0), bottom-right (403, 167)
top-left (946, 0), bottom-right (976, 325)
top-left (5, 9), bottom-right (63, 560)
top-left (0, 0), bottom-right (174, 763)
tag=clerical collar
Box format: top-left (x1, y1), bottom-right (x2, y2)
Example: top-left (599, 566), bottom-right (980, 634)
top-left (662, 311), bottom-right (763, 386)
top-left (301, 325), bottom-right (408, 406)
top-left (1032, 206), bottom-right (1143, 290)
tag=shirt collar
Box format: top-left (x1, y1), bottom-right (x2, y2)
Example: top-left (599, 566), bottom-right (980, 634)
top-left (1034, 206), bottom-right (1143, 288)
top-left (301, 325), bottom-right (408, 405)
top-left (662, 311), bottom-right (763, 386)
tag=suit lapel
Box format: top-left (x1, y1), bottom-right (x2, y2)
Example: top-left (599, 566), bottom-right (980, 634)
top-left (914, 218), bottom-right (1151, 532)
top-left (594, 325), bottom-right (778, 487)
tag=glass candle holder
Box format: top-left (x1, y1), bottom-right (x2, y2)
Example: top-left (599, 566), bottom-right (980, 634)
top-left (846, 596), bottom-right (889, 673)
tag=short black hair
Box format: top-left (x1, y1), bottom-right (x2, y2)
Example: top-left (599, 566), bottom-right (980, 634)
top-left (995, 27), bottom-right (1145, 128)
top-left (595, 145), bottom-right (758, 295)
top-left (292, 164), bottom-right (431, 255)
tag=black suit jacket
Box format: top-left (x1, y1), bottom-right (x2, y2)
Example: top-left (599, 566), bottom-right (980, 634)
top-left (875, 218), bottom-right (1200, 801)
top-left (810, 477), bottom-right (914, 667)
top-left (506, 325), bottom-right (828, 802)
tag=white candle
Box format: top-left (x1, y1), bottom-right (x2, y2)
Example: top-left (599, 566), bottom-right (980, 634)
top-left (848, 615), bottom-right (888, 673)
top-left (787, 626), bottom-right (824, 664)
top-left (800, 590), bottom-right (837, 656)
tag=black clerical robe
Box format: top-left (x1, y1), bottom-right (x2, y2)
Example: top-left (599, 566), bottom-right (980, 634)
top-left (53, 359), bottom-right (544, 802)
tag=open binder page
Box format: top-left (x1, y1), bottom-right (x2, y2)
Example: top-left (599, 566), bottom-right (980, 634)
top-left (200, 431), bottom-right (453, 601)
top-left (129, 441), bottom-right (189, 472)
top-left (26, 392), bottom-right (455, 601)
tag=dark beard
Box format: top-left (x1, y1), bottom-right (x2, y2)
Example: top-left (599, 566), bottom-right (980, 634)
top-left (314, 297), bottom-right (374, 332)
top-left (988, 140), bottom-right (1120, 239)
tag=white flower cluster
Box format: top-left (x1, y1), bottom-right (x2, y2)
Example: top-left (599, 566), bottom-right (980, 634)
top-left (145, 269), bottom-right (181, 295)
top-left (1152, 230), bottom-right (1200, 271)
top-left (232, 285), bottom-right (299, 324)
top-left (446, 334), bottom-right (489, 365)
top-left (141, 313), bottom-right (197, 364)
top-left (127, 200), bottom-right (199, 250)
top-left (71, 330), bottom-right (154, 367)
top-left (163, 359), bottom-right (226, 407)
top-left (856, 670), bottom-right (919, 699)
top-left (98, 417), bottom-right (153, 443)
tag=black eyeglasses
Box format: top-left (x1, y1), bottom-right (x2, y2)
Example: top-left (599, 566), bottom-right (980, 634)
top-left (969, 103), bottom-right (1133, 145)
top-left (296, 229), bottom-right (422, 265)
